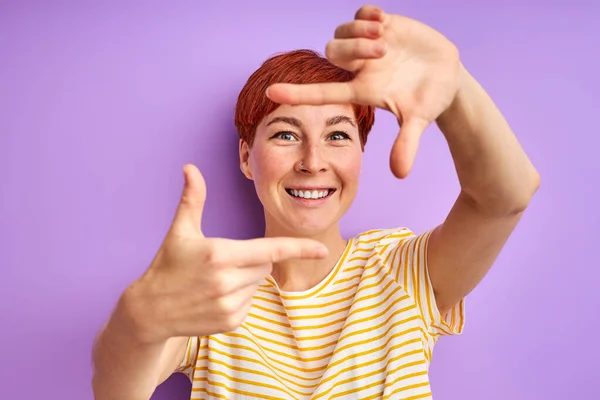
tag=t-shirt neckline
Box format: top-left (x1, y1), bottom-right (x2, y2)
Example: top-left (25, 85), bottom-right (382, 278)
top-left (265, 237), bottom-right (355, 301)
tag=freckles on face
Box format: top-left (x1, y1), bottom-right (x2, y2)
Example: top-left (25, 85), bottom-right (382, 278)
top-left (248, 140), bottom-right (290, 183)
top-left (247, 134), bottom-right (294, 206)
top-left (245, 104), bottom-right (363, 233)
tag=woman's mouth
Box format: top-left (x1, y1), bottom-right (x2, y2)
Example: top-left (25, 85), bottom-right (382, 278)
top-left (285, 188), bottom-right (336, 200)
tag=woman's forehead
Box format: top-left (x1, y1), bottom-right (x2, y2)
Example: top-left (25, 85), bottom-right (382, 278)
top-left (262, 104), bottom-right (357, 126)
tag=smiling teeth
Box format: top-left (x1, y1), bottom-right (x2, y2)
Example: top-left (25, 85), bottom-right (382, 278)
top-left (291, 189), bottom-right (330, 199)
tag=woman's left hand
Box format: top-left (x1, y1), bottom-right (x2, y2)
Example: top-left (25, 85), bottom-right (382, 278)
top-left (267, 5), bottom-right (462, 178)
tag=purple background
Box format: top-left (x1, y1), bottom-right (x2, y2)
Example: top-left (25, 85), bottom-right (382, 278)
top-left (1, 1), bottom-right (598, 399)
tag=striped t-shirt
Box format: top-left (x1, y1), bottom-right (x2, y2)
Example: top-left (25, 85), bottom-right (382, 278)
top-left (177, 227), bottom-right (465, 399)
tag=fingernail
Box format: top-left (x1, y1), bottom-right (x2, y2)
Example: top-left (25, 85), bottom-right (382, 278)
top-left (368, 24), bottom-right (381, 36)
top-left (373, 8), bottom-right (384, 21)
top-left (315, 245), bottom-right (328, 257)
top-left (374, 42), bottom-right (386, 55)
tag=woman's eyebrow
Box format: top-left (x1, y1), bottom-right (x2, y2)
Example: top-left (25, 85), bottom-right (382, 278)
top-left (266, 116), bottom-right (302, 128)
top-left (326, 115), bottom-right (356, 127)
top-left (265, 115), bottom-right (356, 128)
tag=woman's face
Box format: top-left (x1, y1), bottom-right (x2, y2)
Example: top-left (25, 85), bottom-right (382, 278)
top-left (240, 104), bottom-right (363, 237)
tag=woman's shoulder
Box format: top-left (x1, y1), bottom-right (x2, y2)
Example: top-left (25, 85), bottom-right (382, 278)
top-left (352, 226), bottom-right (417, 246)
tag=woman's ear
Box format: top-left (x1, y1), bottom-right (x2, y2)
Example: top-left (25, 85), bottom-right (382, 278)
top-left (239, 139), bottom-right (253, 180)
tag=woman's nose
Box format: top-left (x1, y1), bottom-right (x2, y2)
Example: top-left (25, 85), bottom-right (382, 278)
top-left (296, 145), bottom-right (328, 174)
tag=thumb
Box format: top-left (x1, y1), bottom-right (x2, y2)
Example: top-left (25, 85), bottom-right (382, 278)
top-left (171, 164), bottom-right (206, 234)
top-left (390, 117), bottom-right (429, 179)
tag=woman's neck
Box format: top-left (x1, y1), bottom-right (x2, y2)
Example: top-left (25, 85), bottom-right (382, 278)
top-left (264, 221), bottom-right (348, 293)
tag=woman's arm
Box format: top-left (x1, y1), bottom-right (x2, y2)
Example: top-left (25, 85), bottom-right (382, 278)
top-left (91, 290), bottom-right (188, 400)
top-left (427, 64), bottom-right (540, 314)
top-left (263, 5), bottom-right (540, 318)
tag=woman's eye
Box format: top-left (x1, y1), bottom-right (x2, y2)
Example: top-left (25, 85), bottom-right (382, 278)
top-left (329, 131), bottom-right (350, 141)
top-left (273, 132), bottom-right (297, 141)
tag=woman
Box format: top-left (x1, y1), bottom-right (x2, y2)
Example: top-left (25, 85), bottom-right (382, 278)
top-left (92, 5), bottom-right (539, 400)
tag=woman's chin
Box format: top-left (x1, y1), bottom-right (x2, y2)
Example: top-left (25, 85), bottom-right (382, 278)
top-left (284, 218), bottom-right (338, 238)
top-left (264, 208), bottom-right (343, 238)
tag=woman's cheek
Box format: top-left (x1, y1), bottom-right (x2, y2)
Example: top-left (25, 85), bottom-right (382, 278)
top-left (341, 156), bottom-right (363, 182)
top-left (250, 150), bottom-right (288, 194)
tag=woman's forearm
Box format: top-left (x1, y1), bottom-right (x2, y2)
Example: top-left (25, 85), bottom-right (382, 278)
top-left (91, 291), bottom-right (188, 400)
top-left (436, 64), bottom-right (540, 215)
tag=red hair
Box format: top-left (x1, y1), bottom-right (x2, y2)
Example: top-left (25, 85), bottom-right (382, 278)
top-left (235, 49), bottom-right (375, 149)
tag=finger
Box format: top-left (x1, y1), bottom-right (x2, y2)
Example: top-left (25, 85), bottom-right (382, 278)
top-left (221, 288), bottom-right (258, 331)
top-left (171, 164), bottom-right (207, 233)
top-left (233, 281), bottom-right (263, 304)
top-left (390, 117), bottom-right (430, 179)
top-left (210, 237), bottom-right (329, 267)
top-left (267, 81), bottom-right (356, 106)
top-left (214, 264), bottom-right (272, 296)
top-left (354, 5), bottom-right (385, 22)
top-left (326, 38), bottom-right (386, 65)
top-left (334, 20), bottom-right (382, 39)
top-left (233, 295), bottom-right (255, 322)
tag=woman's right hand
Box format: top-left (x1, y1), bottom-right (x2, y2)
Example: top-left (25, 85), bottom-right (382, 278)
top-left (120, 164), bottom-right (328, 344)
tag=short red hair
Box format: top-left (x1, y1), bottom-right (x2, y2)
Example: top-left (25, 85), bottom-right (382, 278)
top-left (235, 49), bottom-right (375, 149)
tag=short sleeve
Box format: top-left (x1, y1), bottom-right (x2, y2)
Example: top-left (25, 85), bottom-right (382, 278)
top-left (175, 336), bottom-right (200, 382)
top-left (383, 228), bottom-right (466, 337)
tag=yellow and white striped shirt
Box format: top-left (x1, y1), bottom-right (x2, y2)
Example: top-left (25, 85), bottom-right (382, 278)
top-left (177, 227), bottom-right (465, 399)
